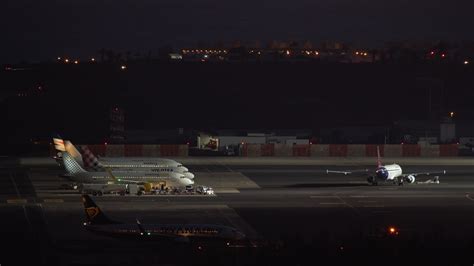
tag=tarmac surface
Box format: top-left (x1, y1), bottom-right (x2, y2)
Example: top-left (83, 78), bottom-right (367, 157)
top-left (2, 157), bottom-right (474, 265)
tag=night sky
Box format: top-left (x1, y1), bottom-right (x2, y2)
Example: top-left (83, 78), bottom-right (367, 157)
top-left (2, 0), bottom-right (474, 63)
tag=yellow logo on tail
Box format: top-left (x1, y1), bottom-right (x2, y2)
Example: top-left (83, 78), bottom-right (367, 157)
top-left (86, 207), bottom-right (99, 219)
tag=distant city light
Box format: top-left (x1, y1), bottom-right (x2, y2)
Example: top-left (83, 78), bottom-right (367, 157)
top-left (355, 52), bottom-right (359, 55)
top-left (74, 60), bottom-right (79, 64)
top-left (315, 51), bottom-right (319, 55)
top-left (286, 50), bottom-right (290, 55)
top-left (91, 58), bottom-right (96, 62)
top-left (449, 111), bottom-right (455, 118)
top-left (121, 65), bottom-right (127, 70)
top-left (64, 59), bottom-right (69, 63)
top-left (363, 52), bottom-right (368, 56)
top-left (441, 53), bottom-right (446, 58)
top-left (430, 51), bottom-right (435, 55)
top-left (57, 57), bottom-right (61, 60)
top-left (464, 60), bottom-right (469, 65)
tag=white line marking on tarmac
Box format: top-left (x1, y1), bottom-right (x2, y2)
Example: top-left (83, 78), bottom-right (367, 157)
top-left (7, 199), bottom-right (27, 204)
top-left (43, 199), bottom-right (64, 203)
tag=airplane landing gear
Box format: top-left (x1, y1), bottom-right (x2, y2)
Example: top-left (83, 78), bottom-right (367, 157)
top-left (367, 176), bottom-right (378, 186)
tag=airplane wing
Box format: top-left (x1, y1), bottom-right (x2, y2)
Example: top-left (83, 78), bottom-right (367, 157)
top-left (326, 169), bottom-right (369, 175)
top-left (402, 170), bottom-right (446, 177)
top-left (399, 170), bottom-right (445, 184)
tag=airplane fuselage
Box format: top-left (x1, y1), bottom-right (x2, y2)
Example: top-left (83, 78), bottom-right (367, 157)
top-left (69, 171), bottom-right (194, 187)
top-left (84, 223), bottom-right (245, 242)
top-left (375, 164), bottom-right (402, 181)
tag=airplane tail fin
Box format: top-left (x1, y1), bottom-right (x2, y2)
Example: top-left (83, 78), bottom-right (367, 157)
top-left (81, 146), bottom-right (104, 171)
top-left (81, 195), bottom-right (119, 225)
top-left (53, 137), bottom-right (66, 152)
top-left (62, 152), bottom-right (87, 174)
top-left (376, 146), bottom-right (382, 167)
top-left (64, 141), bottom-right (84, 167)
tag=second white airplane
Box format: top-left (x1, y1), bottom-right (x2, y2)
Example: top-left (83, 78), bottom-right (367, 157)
top-left (327, 146), bottom-right (446, 185)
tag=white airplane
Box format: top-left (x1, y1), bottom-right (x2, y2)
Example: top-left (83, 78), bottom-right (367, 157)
top-left (53, 138), bottom-right (194, 179)
top-left (61, 151), bottom-right (194, 190)
top-left (327, 146), bottom-right (446, 185)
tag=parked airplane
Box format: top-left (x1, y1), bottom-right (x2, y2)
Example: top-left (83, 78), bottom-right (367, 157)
top-left (53, 137), bottom-right (194, 179)
top-left (326, 146), bottom-right (446, 185)
top-left (81, 194), bottom-right (246, 245)
top-left (61, 151), bottom-right (194, 190)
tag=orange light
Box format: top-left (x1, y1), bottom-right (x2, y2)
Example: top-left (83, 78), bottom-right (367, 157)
top-left (388, 226), bottom-right (399, 235)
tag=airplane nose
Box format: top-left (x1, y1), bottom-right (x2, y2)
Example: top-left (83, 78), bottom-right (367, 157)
top-left (185, 172), bottom-right (195, 179)
top-left (180, 166), bottom-right (189, 172)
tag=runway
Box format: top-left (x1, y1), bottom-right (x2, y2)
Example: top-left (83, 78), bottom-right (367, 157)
top-left (2, 157), bottom-right (474, 265)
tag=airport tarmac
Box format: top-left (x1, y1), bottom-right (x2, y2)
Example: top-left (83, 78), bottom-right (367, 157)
top-left (2, 157), bottom-right (474, 265)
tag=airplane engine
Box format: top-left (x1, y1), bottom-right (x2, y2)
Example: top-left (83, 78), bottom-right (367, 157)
top-left (405, 175), bottom-right (416, 183)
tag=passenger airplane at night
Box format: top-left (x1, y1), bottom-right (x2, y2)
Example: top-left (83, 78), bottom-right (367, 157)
top-left (53, 137), bottom-right (194, 179)
top-left (81, 194), bottom-right (246, 245)
top-left (326, 146), bottom-right (446, 185)
top-left (61, 152), bottom-right (194, 189)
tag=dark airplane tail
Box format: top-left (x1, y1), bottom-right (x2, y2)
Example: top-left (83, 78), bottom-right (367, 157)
top-left (81, 194), bottom-right (120, 225)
